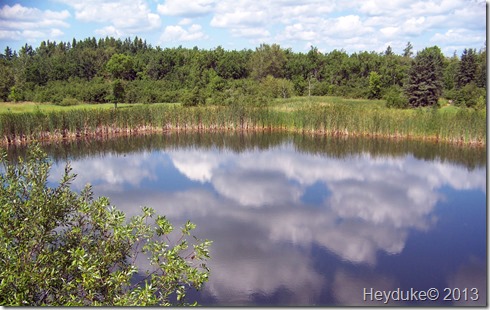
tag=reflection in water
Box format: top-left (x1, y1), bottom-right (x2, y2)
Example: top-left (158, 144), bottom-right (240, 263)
top-left (447, 257), bottom-right (486, 306)
top-left (12, 133), bottom-right (485, 306)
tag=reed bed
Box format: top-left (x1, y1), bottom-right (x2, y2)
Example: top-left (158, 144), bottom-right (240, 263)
top-left (0, 104), bottom-right (485, 146)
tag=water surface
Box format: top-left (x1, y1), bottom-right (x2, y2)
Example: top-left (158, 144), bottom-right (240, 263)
top-left (10, 133), bottom-right (486, 306)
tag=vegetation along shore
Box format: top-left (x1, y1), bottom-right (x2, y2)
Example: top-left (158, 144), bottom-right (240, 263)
top-left (0, 37), bottom-right (486, 147)
top-left (0, 98), bottom-right (485, 147)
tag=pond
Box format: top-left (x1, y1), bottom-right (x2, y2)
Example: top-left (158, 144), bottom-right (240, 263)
top-left (8, 132), bottom-right (486, 306)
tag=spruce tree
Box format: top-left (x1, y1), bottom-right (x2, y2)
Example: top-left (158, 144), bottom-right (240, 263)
top-left (405, 46), bottom-right (444, 108)
top-left (403, 42), bottom-right (413, 58)
top-left (457, 48), bottom-right (477, 88)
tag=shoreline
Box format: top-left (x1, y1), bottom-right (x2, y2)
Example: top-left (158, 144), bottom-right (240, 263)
top-left (1, 124), bottom-right (485, 149)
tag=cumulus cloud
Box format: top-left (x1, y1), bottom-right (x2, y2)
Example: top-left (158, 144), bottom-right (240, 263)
top-left (159, 23), bottom-right (208, 43)
top-left (0, 4), bottom-right (69, 41)
top-left (59, 0), bottom-right (161, 37)
top-left (157, 0), bottom-right (216, 17)
top-left (430, 28), bottom-right (486, 51)
top-left (205, 0), bottom-right (484, 53)
top-left (2, 0), bottom-right (485, 55)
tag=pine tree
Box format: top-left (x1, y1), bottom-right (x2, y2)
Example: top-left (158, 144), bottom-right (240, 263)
top-left (405, 46), bottom-right (444, 108)
top-left (403, 42), bottom-right (413, 58)
top-left (457, 48), bottom-right (477, 88)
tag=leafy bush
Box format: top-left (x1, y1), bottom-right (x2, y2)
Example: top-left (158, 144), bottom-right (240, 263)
top-left (57, 97), bottom-right (81, 106)
top-left (7, 86), bottom-right (22, 102)
top-left (310, 81), bottom-right (331, 96)
top-left (385, 86), bottom-right (408, 109)
top-left (0, 145), bottom-right (211, 306)
top-left (453, 83), bottom-right (486, 108)
top-left (181, 87), bottom-right (205, 106)
top-left (260, 75), bottom-right (294, 98)
top-left (80, 78), bottom-right (111, 103)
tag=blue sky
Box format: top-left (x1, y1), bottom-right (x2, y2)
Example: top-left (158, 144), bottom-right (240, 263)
top-left (0, 0), bottom-right (487, 56)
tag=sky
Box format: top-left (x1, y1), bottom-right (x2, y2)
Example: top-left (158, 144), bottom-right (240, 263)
top-left (0, 0), bottom-right (487, 56)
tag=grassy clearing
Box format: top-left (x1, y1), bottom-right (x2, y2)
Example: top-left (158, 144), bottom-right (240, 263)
top-left (0, 97), bottom-right (485, 146)
top-left (0, 102), bottom-right (180, 113)
top-left (270, 96), bottom-right (385, 111)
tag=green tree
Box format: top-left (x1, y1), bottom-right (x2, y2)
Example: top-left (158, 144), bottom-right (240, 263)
top-left (457, 48), bottom-right (477, 88)
top-left (405, 46), bottom-right (444, 108)
top-left (442, 51), bottom-right (459, 91)
top-left (106, 53), bottom-right (136, 80)
top-left (384, 45), bottom-right (393, 56)
top-left (0, 60), bottom-right (15, 101)
top-left (403, 41), bottom-right (413, 58)
top-left (250, 44), bottom-right (286, 80)
top-left (368, 71), bottom-right (382, 99)
top-left (112, 79), bottom-right (125, 107)
top-left (475, 46), bottom-right (486, 88)
top-left (0, 145), bottom-right (211, 306)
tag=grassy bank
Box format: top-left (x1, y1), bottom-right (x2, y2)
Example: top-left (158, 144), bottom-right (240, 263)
top-left (0, 98), bottom-right (485, 146)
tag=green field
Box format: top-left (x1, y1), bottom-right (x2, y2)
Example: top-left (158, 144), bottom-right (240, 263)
top-left (0, 96), bottom-right (470, 115)
top-left (0, 101), bottom-right (180, 113)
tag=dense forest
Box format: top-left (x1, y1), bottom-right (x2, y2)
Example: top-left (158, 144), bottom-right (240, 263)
top-left (0, 36), bottom-right (486, 109)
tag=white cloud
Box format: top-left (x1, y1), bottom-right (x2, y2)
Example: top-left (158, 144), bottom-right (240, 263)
top-left (59, 0), bottom-right (161, 37)
top-left (157, 0), bottom-right (216, 17)
top-left (159, 23), bottom-right (208, 43)
top-left (178, 18), bottom-right (193, 26)
top-left (95, 26), bottom-right (124, 38)
top-left (0, 4), bottom-right (69, 42)
top-left (230, 27), bottom-right (271, 40)
top-left (431, 28), bottom-right (486, 46)
top-left (380, 26), bottom-right (399, 38)
top-left (282, 23), bottom-right (319, 42)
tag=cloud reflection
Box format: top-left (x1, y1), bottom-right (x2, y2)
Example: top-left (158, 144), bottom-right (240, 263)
top-left (51, 143), bottom-right (485, 305)
top-left (50, 151), bottom-right (163, 192)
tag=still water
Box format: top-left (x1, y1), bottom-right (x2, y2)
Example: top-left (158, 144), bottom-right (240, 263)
top-left (15, 133), bottom-right (487, 306)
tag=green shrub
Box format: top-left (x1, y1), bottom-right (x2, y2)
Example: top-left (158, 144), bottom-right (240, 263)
top-left (453, 83), bottom-right (486, 108)
top-left (260, 75), bottom-right (294, 99)
top-left (57, 97), bottom-right (81, 106)
top-left (385, 86), bottom-right (408, 109)
top-left (0, 145), bottom-right (212, 306)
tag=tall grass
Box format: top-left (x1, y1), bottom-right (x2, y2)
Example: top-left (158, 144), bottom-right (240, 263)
top-left (0, 104), bottom-right (485, 146)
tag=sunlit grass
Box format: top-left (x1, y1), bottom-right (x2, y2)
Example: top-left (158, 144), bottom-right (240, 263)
top-left (0, 102), bottom-right (179, 113)
top-left (271, 96), bottom-right (386, 112)
top-left (0, 98), bottom-right (484, 146)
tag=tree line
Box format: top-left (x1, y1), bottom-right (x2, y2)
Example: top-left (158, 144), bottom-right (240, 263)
top-left (0, 36), bottom-right (486, 109)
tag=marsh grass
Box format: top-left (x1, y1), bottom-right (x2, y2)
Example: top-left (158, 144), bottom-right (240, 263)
top-left (0, 98), bottom-right (485, 146)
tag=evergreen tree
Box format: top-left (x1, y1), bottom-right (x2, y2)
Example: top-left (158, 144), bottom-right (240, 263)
top-left (384, 45), bottom-right (393, 56)
top-left (405, 46), bottom-right (444, 108)
top-left (403, 42), bottom-right (413, 58)
top-left (475, 46), bottom-right (486, 88)
top-left (457, 48), bottom-right (477, 88)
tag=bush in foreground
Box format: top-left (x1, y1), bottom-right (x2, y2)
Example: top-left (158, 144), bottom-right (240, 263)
top-left (0, 145), bottom-right (211, 306)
